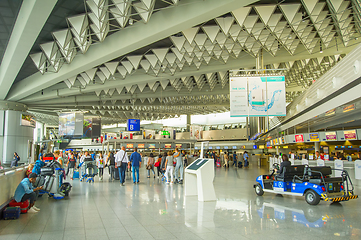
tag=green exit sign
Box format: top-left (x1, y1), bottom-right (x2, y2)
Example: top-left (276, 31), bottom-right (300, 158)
top-left (162, 131), bottom-right (170, 136)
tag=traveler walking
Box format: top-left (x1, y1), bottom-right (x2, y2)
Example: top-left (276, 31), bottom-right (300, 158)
top-left (155, 154), bottom-right (162, 178)
top-left (173, 148), bottom-right (183, 184)
top-left (97, 152), bottom-right (105, 181)
top-left (67, 153), bottom-right (76, 180)
top-left (244, 151), bottom-right (249, 167)
top-left (232, 151), bottom-right (238, 167)
top-left (129, 148), bottom-right (142, 183)
top-left (165, 151), bottom-right (174, 184)
top-left (147, 153), bottom-right (156, 178)
top-left (115, 147), bottom-right (129, 185)
top-left (223, 152), bottom-right (229, 168)
top-left (106, 151), bottom-right (116, 181)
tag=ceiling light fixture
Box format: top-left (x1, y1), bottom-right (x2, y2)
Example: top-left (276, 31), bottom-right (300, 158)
top-left (319, 41), bottom-right (323, 53)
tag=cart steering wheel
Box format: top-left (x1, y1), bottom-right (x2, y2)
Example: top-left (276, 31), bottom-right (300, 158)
top-left (269, 163), bottom-right (279, 177)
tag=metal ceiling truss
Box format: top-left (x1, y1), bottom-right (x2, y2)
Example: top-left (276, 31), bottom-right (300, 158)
top-left (30, 0), bottom-right (180, 73)
top-left (29, 0), bottom-right (361, 76)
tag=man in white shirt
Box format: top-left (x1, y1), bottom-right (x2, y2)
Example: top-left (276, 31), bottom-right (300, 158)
top-left (115, 146), bottom-right (130, 186)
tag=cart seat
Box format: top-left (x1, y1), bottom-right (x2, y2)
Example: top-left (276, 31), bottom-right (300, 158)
top-left (309, 177), bottom-right (343, 185)
top-left (304, 166), bottom-right (332, 178)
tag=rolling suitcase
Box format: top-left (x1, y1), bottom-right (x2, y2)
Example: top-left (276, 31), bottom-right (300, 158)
top-left (238, 161), bottom-right (243, 168)
top-left (73, 170), bottom-right (79, 179)
top-left (9, 199), bottom-right (29, 213)
top-left (216, 161), bottom-right (221, 168)
top-left (3, 207), bottom-right (21, 220)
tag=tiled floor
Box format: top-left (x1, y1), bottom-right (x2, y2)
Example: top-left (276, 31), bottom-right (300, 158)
top-left (1, 163), bottom-right (360, 240)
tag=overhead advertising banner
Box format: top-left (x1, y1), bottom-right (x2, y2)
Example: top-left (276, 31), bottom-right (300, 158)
top-left (295, 134), bottom-right (304, 142)
top-left (74, 113), bottom-right (84, 136)
top-left (165, 144), bottom-right (172, 148)
top-left (59, 113), bottom-right (75, 136)
top-left (176, 144), bottom-right (182, 148)
top-left (230, 76), bottom-right (286, 117)
top-left (143, 130), bottom-right (155, 139)
top-left (344, 130), bottom-right (357, 140)
top-left (343, 104), bottom-right (355, 113)
top-left (325, 132), bottom-right (337, 141)
top-left (190, 125), bottom-right (203, 140)
top-left (309, 133), bottom-right (320, 142)
top-left (92, 117), bottom-right (101, 138)
top-left (325, 108), bottom-right (336, 116)
top-left (82, 117), bottom-right (100, 138)
top-left (149, 144), bottom-right (156, 149)
top-left (138, 144), bottom-right (144, 148)
top-left (126, 144), bottom-right (134, 148)
top-left (83, 118), bottom-right (92, 138)
top-left (21, 114), bottom-right (36, 128)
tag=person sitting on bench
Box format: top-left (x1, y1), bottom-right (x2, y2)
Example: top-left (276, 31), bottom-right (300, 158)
top-left (14, 173), bottom-right (43, 213)
top-left (274, 154), bottom-right (291, 175)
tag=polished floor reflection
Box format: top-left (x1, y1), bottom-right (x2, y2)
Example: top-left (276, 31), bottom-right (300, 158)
top-left (0, 163), bottom-right (360, 240)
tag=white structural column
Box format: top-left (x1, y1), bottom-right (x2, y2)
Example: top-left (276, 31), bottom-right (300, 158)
top-left (6, 0), bottom-right (258, 101)
top-left (0, 0), bottom-right (58, 99)
top-left (0, 101), bottom-right (32, 165)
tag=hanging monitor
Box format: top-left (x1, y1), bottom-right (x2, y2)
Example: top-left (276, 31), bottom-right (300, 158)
top-left (229, 76), bottom-right (286, 117)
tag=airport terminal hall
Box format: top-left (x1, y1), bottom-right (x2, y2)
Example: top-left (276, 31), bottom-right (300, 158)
top-left (2, 0), bottom-right (361, 239)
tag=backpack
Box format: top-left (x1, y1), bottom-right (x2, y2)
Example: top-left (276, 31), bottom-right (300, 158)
top-left (59, 183), bottom-right (72, 196)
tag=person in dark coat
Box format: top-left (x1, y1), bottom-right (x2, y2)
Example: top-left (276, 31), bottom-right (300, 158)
top-left (274, 154), bottom-right (291, 175)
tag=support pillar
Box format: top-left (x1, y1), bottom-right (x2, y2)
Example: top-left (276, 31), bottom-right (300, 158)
top-left (315, 142), bottom-right (320, 153)
top-left (187, 114), bottom-right (191, 132)
top-left (0, 101), bottom-right (32, 165)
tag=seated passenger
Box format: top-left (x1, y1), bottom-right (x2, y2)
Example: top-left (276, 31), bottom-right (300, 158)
top-left (14, 173), bottom-right (43, 213)
top-left (32, 158), bottom-right (45, 175)
top-left (26, 163), bottom-right (34, 177)
top-left (274, 154), bottom-right (291, 175)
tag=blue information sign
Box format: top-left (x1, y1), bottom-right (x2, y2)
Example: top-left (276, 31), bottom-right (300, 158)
top-left (127, 119), bottom-right (140, 131)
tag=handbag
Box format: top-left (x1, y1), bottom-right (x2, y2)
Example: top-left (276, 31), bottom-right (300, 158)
top-left (154, 161), bottom-right (160, 167)
top-left (146, 165), bottom-right (152, 170)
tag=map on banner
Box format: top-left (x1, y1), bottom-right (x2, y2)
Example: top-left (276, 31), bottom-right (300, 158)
top-left (230, 76), bottom-right (286, 117)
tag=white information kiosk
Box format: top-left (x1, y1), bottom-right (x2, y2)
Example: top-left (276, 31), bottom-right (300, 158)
top-left (355, 160), bottom-right (361, 180)
top-left (334, 160), bottom-right (344, 177)
top-left (185, 158), bottom-right (216, 202)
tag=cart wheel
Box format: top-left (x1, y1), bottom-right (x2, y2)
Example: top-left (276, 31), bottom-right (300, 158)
top-left (305, 190), bottom-right (320, 205)
top-left (255, 184), bottom-right (264, 196)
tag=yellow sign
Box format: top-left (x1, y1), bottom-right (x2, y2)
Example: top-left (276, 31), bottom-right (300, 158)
top-left (343, 104), bottom-right (355, 113)
top-left (325, 108), bottom-right (336, 116)
top-left (309, 133), bottom-right (320, 142)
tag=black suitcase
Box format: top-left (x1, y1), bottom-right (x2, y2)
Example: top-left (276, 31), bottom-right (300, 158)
top-left (238, 161), bottom-right (243, 168)
top-left (34, 176), bottom-right (46, 187)
top-left (3, 207), bottom-right (21, 220)
top-left (40, 167), bottom-right (54, 176)
top-left (114, 167), bottom-right (120, 180)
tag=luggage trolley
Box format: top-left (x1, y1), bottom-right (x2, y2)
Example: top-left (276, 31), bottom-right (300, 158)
top-left (80, 160), bottom-right (98, 183)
